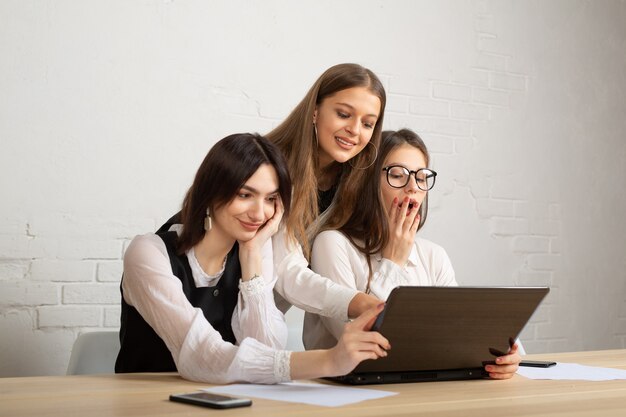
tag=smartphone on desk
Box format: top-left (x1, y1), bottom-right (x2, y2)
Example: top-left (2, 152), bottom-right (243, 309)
top-left (170, 391), bottom-right (252, 409)
top-left (519, 360), bottom-right (557, 368)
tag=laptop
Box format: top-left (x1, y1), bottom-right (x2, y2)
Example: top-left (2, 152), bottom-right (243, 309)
top-left (329, 286), bottom-right (549, 385)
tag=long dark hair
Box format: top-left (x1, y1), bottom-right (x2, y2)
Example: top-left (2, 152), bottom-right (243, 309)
top-left (266, 63), bottom-right (386, 257)
top-left (177, 133), bottom-right (292, 254)
top-left (319, 128), bottom-right (431, 293)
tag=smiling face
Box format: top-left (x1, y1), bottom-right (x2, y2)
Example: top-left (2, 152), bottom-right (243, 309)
top-left (211, 163), bottom-right (279, 243)
top-left (313, 86), bottom-right (381, 168)
top-left (380, 143), bottom-right (429, 217)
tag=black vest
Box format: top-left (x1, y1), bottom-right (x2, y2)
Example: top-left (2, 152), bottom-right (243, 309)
top-left (115, 231), bottom-right (241, 373)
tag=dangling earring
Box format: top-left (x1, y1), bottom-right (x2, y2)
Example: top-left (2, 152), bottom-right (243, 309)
top-left (204, 208), bottom-right (212, 231)
top-left (349, 141), bottom-right (378, 170)
top-left (313, 122), bottom-right (319, 146)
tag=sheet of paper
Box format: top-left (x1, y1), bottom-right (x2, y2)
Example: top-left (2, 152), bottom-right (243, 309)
top-left (517, 362), bottom-right (626, 381)
top-left (204, 381), bottom-right (397, 407)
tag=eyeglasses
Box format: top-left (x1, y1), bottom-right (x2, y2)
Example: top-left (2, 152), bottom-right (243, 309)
top-left (382, 165), bottom-right (437, 191)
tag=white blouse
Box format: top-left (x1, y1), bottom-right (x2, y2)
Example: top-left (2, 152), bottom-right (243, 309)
top-left (271, 226), bottom-right (357, 319)
top-left (122, 233), bottom-right (290, 384)
top-left (303, 230), bottom-right (458, 350)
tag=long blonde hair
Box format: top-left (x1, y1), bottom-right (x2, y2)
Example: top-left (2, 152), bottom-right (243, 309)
top-left (266, 63), bottom-right (386, 258)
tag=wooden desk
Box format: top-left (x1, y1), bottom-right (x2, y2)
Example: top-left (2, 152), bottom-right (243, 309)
top-left (1, 350), bottom-right (625, 417)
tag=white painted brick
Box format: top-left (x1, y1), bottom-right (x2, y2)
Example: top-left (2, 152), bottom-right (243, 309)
top-left (547, 339), bottom-right (574, 353)
top-left (549, 203), bottom-right (562, 220)
top-left (506, 55), bottom-right (535, 76)
top-left (421, 134), bottom-right (454, 154)
top-left (29, 215), bottom-right (155, 239)
top-left (490, 218), bottom-right (530, 236)
top-left (550, 238), bottom-right (561, 254)
top-left (427, 193), bottom-right (443, 210)
top-left (474, 15), bottom-right (495, 33)
top-left (38, 306), bottom-right (101, 327)
top-left (515, 201), bottom-right (550, 219)
top-left (490, 72), bottom-right (526, 91)
top-left (30, 260), bottom-right (95, 282)
top-left (377, 73), bottom-right (391, 91)
top-left (473, 87), bottom-right (509, 106)
top-left (29, 237), bottom-right (123, 260)
top-left (516, 270), bottom-right (553, 287)
top-left (490, 175), bottom-right (532, 200)
top-left (0, 235), bottom-right (31, 259)
top-left (454, 137), bottom-right (475, 153)
top-left (520, 339), bottom-right (550, 354)
top-left (388, 76), bottom-right (429, 97)
top-left (104, 306), bottom-right (121, 328)
top-left (477, 33), bottom-right (509, 55)
top-left (0, 261), bottom-right (30, 280)
top-left (468, 178), bottom-right (491, 198)
top-left (476, 198), bottom-right (516, 218)
top-left (450, 103), bottom-right (490, 120)
top-left (432, 83), bottom-right (471, 102)
top-left (122, 239), bottom-right (132, 257)
top-left (0, 217), bottom-right (28, 234)
top-left (432, 119), bottom-right (472, 137)
top-left (217, 92), bottom-right (259, 117)
top-left (473, 53), bottom-right (507, 72)
top-left (258, 100), bottom-right (293, 120)
top-left (97, 261), bottom-right (123, 282)
top-left (530, 219), bottom-right (561, 236)
top-left (535, 321), bottom-right (568, 339)
top-left (0, 282), bottom-right (58, 306)
top-left (383, 113), bottom-right (433, 132)
top-left (518, 323), bottom-right (536, 342)
top-left (62, 284), bottom-right (120, 304)
top-left (527, 254), bottom-right (561, 271)
top-left (429, 154), bottom-right (459, 178)
top-left (451, 69), bottom-right (489, 87)
top-left (409, 99), bottom-right (449, 117)
top-left (385, 94), bottom-right (409, 113)
top-left (513, 236), bottom-right (551, 253)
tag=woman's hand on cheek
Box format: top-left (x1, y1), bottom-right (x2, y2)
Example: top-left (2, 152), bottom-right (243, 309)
top-left (240, 198), bottom-right (284, 251)
top-left (238, 199), bottom-right (284, 281)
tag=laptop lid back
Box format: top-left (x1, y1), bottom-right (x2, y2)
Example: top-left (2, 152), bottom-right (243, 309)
top-left (352, 286), bottom-right (549, 374)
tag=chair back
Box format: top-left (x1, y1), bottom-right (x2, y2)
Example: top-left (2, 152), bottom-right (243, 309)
top-left (66, 331), bottom-right (120, 375)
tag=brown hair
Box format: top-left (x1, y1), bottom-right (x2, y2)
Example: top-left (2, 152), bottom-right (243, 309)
top-left (266, 63), bottom-right (386, 257)
top-left (177, 133), bottom-right (292, 254)
top-left (319, 128), bottom-right (432, 293)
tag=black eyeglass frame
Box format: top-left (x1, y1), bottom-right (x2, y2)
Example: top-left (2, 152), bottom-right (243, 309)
top-left (382, 165), bottom-right (438, 191)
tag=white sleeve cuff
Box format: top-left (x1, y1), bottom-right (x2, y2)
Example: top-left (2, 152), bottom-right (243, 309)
top-left (238, 275), bottom-right (265, 295)
top-left (273, 349), bottom-right (292, 382)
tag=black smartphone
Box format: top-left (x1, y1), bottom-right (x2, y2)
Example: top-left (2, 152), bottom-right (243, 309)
top-left (169, 391), bottom-right (252, 409)
top-left (519, 360), bottom-right (557, 368)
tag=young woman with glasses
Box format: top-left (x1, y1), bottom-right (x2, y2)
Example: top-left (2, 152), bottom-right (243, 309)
top-left (303, 128), bottom-right (522, 380)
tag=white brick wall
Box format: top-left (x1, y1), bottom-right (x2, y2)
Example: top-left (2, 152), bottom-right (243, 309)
top-left (1, 0), bottom-right (625, 377)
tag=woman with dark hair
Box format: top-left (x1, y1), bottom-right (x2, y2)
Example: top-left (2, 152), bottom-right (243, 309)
top-left (304, 128), bottom-right (522, 380)
top-left (159, 63), bottom-right (386, 324)
top-left (116, 133), bottom-right (389, 384)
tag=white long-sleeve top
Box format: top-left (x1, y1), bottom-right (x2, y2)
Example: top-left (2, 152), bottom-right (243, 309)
top-left (303, 230), bottom-right (458, 350)
top-left (271, 227), bottom-right (357, 319)
top-left (122, 233), bottom-right (291, 384)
